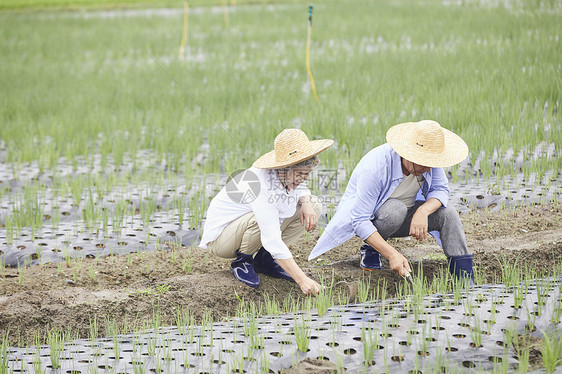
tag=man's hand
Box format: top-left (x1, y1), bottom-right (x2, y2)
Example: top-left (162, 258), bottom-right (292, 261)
top-left (297, 276), bottom-right (321, 296)
top-left (388, 252), bottom-right (411, 277)
top-left (300, 202), bottom-right (317, 232)
top-left (410, 209), bottom-right (429, 241)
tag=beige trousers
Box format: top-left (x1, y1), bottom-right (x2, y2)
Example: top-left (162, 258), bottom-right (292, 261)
top-left (208, 199), bottom-right (322, 259)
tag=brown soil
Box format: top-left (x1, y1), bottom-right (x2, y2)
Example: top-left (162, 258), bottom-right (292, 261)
top-left (1, 204), bottom-right (561, 369)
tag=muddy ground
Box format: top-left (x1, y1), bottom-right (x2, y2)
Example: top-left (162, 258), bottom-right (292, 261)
top-left (1, 204), bottom-right (561, 371)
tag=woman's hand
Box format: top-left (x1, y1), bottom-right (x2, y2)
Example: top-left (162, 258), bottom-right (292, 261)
top-left (300, 201), bottom-right (317, 232)
top-left (276, 257), bottom-right (320, 296)
top-left (297, 276), bottom-right (321, 296)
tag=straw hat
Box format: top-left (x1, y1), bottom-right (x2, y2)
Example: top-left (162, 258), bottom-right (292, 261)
top-left (386, 120), bottom-right (468, 168)
top-left (253, 129), bottom-right (334, 169)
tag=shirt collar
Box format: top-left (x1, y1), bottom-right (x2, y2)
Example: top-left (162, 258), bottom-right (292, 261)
top-left (390, 148), bottom-right (405, 182)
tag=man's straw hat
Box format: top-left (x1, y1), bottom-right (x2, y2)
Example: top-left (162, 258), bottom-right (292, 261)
top-left (386, 120), bottom-right (468, 168)
top-left (253, 129), bottom-right (334, 169)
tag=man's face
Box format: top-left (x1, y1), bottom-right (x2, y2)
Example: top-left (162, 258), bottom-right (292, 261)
top-left (285, 167), bottom-right (312, 189)
top-left (402, 159), bottom-right (430, 176)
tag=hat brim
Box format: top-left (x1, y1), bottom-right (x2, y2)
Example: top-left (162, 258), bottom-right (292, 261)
top-left (253, 139), bottom-right (334, 169)
top-left (386, 122), bottom-right (468, 168)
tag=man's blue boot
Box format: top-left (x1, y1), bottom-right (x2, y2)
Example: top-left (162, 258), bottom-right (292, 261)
top-left (360, 244), bottom-right (382, 271)
top-left (253, 248), bottom-right (295, 282)
top-left (231, 252), bottom-right (260, 288)
top-left (448, 254), bottom-right (475, 286)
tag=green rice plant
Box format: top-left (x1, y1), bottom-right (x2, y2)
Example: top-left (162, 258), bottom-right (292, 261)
top-left (536, 279), bottom-right (550, 306)
top-left (47, 329), bottom-right (66, 370)
top-left (111, 198), bottom-right (128, 236)
top-left (361, 326), bottom-right (377, 366)
top-left (263, 293), bottom-right (281, 316)
top-left (229, 352), bottom-right (245, 374)
top-left (314, 278), bottom-right (334, 316)
top-left (541, 331), bottom-right (562, 374)
top-left (293, 315), bottom-right (311, 352)
top-left (32, 347), bottom-right (46, 374)
top-left (181, 251), bottom-right (193, 274)
top-left (88, 265), bottom-right (96, 281)
top-left (469, 315), bottom-right (483, 348)
top-left (0, 331), bottom-right (9, 374)
top-left (146, 333), bottom-right (157, 357)
top-left (89, 316), bottom-right (99, 342)
top-left (357, 275), bottom-right (371, 303)
top-left (524, 305), bottom-right (537, 332)
top-left (17, 264), bottom-right (25, 285)
top-left (176, 309), bottom-right (194, 337)
top-left (515, 337), bottom-right (530, 374)
top-left (105, 318), bottom-right (122, 359)
top-left (550, 298), bottom-right (562, 324)
top-left (496, 253), bottom-right (522, 288)
top-left (513, 285), bottom-right (526, 309)
top-left (258, 349), bottom-right (271, 374)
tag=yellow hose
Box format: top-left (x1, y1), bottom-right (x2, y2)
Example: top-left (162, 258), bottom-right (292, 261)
top-left (306, 21), bottom-right (319, 101)
top-left (179, 1), bottom-right (189, 59)
top-left (222, 0), bottom-right (230, 27)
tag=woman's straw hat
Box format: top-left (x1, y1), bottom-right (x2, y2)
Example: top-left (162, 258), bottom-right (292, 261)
top-left (386, 120), bottom-right (468, 168)
top-left (253, 129), bottom-right (334, 169)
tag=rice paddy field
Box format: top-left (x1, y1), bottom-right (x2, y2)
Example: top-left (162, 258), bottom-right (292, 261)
top-left (1, 0), bottom-right (561, 373)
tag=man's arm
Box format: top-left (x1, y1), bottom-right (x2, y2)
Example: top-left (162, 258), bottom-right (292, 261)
top-left (364, 231), bottom-right (411, 276)
top-left (410, 197), bottom-right (442, 241)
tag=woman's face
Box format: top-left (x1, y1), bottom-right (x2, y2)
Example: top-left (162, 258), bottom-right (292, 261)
top-left (279, 167), bottom-right (312, 190)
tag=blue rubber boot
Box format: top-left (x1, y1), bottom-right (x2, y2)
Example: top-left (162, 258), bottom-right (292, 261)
top-left (448, 254), bottom-right (475, 286)
top-left (360, 244), bottom-right (382, 271)
top-left (230, 252), bottom-right (260, 288)
top-left (253, 248), bottom-right (295, 283)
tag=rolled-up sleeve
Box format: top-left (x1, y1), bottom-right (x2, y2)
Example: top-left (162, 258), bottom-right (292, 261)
top-left (349, 167), bottom-right (386, 241)
top-left (426, 168), bottom-right (450, 208)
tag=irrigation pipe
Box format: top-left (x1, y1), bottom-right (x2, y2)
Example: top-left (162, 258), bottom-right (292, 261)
top-left (222, 0), bottom-right (230, 28)
top-left (306, 4), bottom-right (319, 102)
top-left (179, 1), bottom-right (189, 59)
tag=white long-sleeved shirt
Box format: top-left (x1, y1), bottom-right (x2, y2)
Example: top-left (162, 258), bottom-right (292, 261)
top-left (199, 167), bottom-right (311, 259)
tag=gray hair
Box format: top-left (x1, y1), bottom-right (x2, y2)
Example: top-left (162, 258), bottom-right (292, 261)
top-left (282, 155), bottom-right (319, 171)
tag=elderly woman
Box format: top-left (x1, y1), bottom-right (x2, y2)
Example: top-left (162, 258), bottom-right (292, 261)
top-left (199, 129), bottom-right (333, 296)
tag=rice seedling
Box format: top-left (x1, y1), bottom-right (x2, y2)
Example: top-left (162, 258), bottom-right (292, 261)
top-left (469, 316), bottom-right (483, 348)
top-left (262, 293), bottom-right (281, 316)
top-left (46, 330), bottom-right (66, 370)
top-left (357, 275), bottom-right (371, 303)
top-left (0, 332), bottom-right (8, 374)
top-left (361, 326), bottom-right (377, 366)
top-left (551, 298), bottom-right (562, 324)
top-left (293, 314), bottom-right (311, 352)
top-left (541, 331), bottom-right (562, 374)
top-left (314, 277), bottom-right (334, 316)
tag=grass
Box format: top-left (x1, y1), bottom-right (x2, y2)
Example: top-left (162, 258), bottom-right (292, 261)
top-left (0, 0), bottom-right (560, 245)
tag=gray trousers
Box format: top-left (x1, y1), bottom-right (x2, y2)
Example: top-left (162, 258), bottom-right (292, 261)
top-left (372, 199), bottom-right (469, 257)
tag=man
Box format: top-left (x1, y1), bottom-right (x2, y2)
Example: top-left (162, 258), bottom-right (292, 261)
top-left (199, 129), bottom-right (334, 296)
top-left (309, 120), bottom-right (474, 284)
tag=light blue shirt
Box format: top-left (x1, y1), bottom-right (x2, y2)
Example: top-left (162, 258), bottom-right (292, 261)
top-left (309, 143), bottom-right (450, 260)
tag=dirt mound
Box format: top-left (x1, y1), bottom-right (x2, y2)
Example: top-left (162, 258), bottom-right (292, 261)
top-left (1, 204), bottom-right (561, 348)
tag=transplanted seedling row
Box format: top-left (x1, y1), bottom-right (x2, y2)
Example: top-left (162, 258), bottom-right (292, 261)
top-left (3, 266), bottom-right (562, 373)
